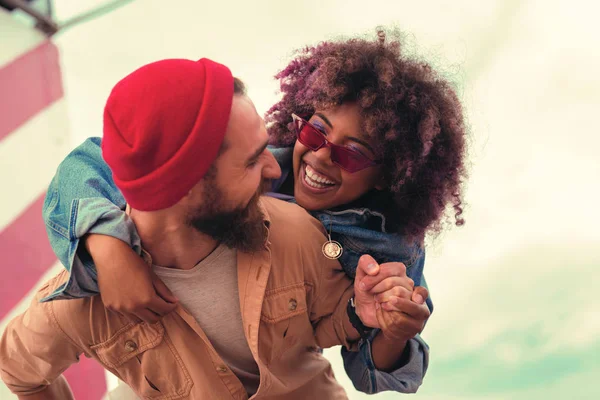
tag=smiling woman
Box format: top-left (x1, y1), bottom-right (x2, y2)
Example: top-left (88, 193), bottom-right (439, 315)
top-left (266, 29), bottom-right (468, 242)
top-left (292, 103), bottom-right (387, 212)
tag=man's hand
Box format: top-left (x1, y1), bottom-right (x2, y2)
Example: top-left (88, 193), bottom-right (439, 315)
top-left (353, 255), bottom-right (414, 328)
top-left (86, 234), bottom-right (178, 323)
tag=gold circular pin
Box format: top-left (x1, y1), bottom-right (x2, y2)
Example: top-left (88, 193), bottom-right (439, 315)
top-left (322, 240), bottom-right (343, 260)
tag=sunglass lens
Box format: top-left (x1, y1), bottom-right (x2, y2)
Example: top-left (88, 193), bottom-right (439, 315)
top-left (330, 146), bottom-right (369, 173)
top-left (299, 122), bottom-right (325, 149)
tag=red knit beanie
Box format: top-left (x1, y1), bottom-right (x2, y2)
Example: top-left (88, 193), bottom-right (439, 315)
top-left (102, 58), bottom-right (233, 211)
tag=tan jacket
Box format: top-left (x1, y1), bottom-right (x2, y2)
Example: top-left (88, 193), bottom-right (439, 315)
top-left (0, 197), bottom-right (359, 399)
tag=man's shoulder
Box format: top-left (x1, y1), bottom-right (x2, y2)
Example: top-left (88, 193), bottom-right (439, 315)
top-left (260, 196), bottom-right (326, 238)
top-left (260, 195), bottom-right (306, 216)
top-left (259, 196), bottom-right (341, 278)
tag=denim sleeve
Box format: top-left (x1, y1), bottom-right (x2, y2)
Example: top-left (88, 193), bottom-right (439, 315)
top-left (336, 235), bottom-right (432, 393)
top-left (407, 249), bottom-right (434, 314)
top-left (342, 332), bottom-right (429, 394)
top-left (41, 137), bottom-right (140, 301)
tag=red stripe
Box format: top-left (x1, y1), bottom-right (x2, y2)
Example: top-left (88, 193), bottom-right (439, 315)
top-left (0, 192), bottom-right (57, 319)
top-left (0, 193), bottom-right (108, 398)
top-left (0, 40), bottom-right (64, 142)
top-left (0, 37), bottom-right (106, 399)
top-left (64, 357), bottom-right (108, 400)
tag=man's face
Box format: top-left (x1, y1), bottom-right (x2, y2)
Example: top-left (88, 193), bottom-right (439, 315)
top-left (186, 94), bottom-right (281, 251)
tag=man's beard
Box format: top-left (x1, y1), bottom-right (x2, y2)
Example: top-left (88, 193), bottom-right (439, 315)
top-left (187, 177), bottom-right (267, 253)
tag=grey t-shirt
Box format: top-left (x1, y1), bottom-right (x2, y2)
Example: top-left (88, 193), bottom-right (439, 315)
top-left (152, 244), bottom-right (260, 395)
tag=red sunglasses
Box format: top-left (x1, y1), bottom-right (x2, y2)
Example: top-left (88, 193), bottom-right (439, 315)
top-left (291, 114), bottom-right (381, 173)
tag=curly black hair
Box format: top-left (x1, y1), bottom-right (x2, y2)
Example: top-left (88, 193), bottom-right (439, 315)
top-left (265, 29), bottom-right (468, 242)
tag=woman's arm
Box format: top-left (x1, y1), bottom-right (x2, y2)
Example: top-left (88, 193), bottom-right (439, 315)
top-left (41, 138), bottom-right (176, 322)
top-left (342, 333), bottom-right (430, 394)
top-left (370, 285), bottom-right (430, 370)
top-left (42, 137), bottom-right (132, 300)
top-left (341, 282), bottom-right (431, 393)
top-left (337, 235), bottom-right (432, 394)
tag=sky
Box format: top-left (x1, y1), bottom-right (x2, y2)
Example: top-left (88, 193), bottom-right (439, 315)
top-left (3, 0), bottom-right (600, 399)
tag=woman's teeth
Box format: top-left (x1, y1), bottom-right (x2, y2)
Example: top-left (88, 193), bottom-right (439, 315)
top-left (304, 165), bottom-right (335, 188)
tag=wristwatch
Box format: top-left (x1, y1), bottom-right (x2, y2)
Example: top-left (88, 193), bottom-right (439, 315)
top-left (346, 296), bottom-right (374, 339)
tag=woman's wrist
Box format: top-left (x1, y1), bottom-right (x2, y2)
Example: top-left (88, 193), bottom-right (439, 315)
top-left (371, 332), bottom-right (410, 372)
top-left (84, 234), bottom-right (125, 262)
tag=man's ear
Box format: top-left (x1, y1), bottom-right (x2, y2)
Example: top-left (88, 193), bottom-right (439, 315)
top-left (174, 190), bottom-right (194, 209)
top-left (181, 179), bottom-right (205, 203)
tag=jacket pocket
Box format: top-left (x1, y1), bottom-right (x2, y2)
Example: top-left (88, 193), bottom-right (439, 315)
top-left (260, 282), bottom-right (310, 364)
top-left (91, 322), bottom-right (192, 400)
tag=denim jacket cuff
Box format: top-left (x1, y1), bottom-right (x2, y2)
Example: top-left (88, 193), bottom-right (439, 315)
top-left (359, 331), bottom-right (429, 393)
top-left (42, 198), bottom-right (140, 301)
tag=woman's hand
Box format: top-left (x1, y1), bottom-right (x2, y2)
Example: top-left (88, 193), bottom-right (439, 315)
top-left (376, 286), bottom-right (430, 342)
top-left (85, 234), bottom-right (178, 323)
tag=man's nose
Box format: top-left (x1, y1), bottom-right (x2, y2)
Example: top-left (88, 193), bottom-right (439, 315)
top-left (262, 150), bottom-right (282, 180)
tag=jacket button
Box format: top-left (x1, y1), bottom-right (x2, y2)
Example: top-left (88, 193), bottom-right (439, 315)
top-left (124, 340), bottom-right (138, 352)
top-left (216, 366), bottom-right (228, 373)
top-left (288, 298), bottom-right (297, 311)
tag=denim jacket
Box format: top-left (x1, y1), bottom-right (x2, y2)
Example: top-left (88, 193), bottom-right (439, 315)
top-left (42, 138), bottom-right (430, 394)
